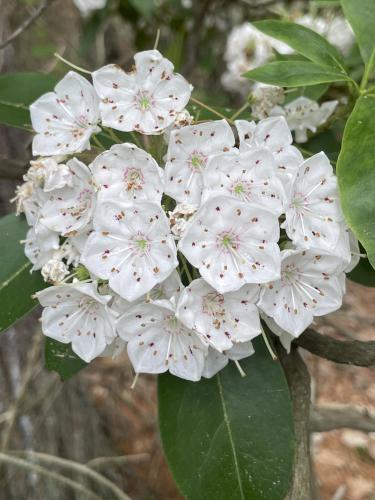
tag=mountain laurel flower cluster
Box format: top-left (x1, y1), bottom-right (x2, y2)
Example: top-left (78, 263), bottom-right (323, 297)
top-left (14, 49), bottom-right (360, 382)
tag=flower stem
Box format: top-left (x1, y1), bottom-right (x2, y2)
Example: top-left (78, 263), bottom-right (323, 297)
top-left (92, 134), bottom-right (105, 150)
top-left (54, 53), bottom-right (92, 75)
top-left (234, 359), bottom-right (246, 378)
top-left (153, 28), bottom-right (161, 50)
top-left (360, 47), bottom-right (375, 92)
top-left (190, 97), bottom-right (233, 124)
top-left (130, 373), bottom-right (139, 390)
top-left (230, 102), bottom-right (250, 121)
top-left (261, 327), bottom-right (278, 361)
top-left (104, 127), bottom-right (123, 144)
top-left (179, 252), bottom-right (193, 283)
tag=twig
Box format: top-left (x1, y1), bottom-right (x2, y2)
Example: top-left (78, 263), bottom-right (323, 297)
top-left (0, 453), bottom-right (100, 499)
top-left (295, 328), bottom-right (375, 367)
top-left (310, 404), bottom-right (375, 433)
top-left (0, 0), bottom-right (55, 50)
top-left (86, 453), bottom-right (150, 469)
top-left (8, 450), bottom-right (131, 500)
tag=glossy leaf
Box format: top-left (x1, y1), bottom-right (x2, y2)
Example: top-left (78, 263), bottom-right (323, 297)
top-left (45, 338), bottom-right (87, 380)
top-left (0, 72), bottom-right (58, 129)
top-left (244, 61), bottom-right (351, 87)
top-left (0, 214), bottom-right (46, 332)
top-left (158, 337), bottom-right (295, 500)
top-left (337, 94), bottom-right (375, 269)
top-left (254, 20), bottom-right (345, 71)
top-left (341, 0), bottom-right (375, 64)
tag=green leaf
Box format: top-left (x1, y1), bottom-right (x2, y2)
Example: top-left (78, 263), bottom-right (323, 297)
top-left (254, 20), bottom-right (345, 71)
top-left (341, 0), bottom-right (375, 64)
top-left (45, 338), bottom-right (87, 380)
top-left (128, 0), bottom-right (155, 16)
top-left (0, 73), bottom-right (58, 129)
top-left (158, 337), bottom-right (295, 500)
top-left (0, 214), bottom-right (46, 332)
top-left (244, 61), bottom-right (351, 87)
top-left (284, 83), bottom-right (329, 104)
top-left (337, 94), bottom-right (375, 269)
top-left (348, 257), bottom-right (375, 287)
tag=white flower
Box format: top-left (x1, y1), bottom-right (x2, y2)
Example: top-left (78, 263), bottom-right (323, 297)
top-left (23, 225), bottom-right (60, 271)
top-left (92, 50), bottom-right (192, 135)
top-left (202, 342), bottom-right (254, 378)
top-left (261, 312), bottom-right (294, 353)
top-left (164, 120), bottom-right (235, 204)
top-left (30, 71), bottom-right (100, 156)
top-left (271, 97), bottom-right (338, 143)
top-left (202, 147), bottom-right (285, 216)
top-left (91, 143), bottom-right (164, 203)
top-left (236, 117), bottom-right (303, 194)
top-left (26, 157), bottom-right (72, 192)
top-left (81, 200), bottom-right (178, 301)
top-left (41, 258), bottom-right (69, 283)
top-left (40, 158), bottom-right (95, 236)
top-left (251, 83), bottom-right (284, 120)
top-left (258, 249), bottom-right (345, 337)
top-left (179, 196), bottom-right (281, 293)
top-left (284, 152), bottom-right (343, 252)
top-left (73, 0), bottom-right (107, 16)
top-left (176, 278), bottom-right (261, 351)
top-left (117, 298), bottom-right (207, 381)
top-left (331, 225), bottom-right (360, 273)
top-left (168, 202), bottom-right (198, 239)
top-left (11, 181), bottom-right (36, 217)
top-left (37, 281), bottom-right (116, 362)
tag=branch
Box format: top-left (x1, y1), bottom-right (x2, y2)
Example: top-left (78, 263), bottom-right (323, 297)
top-left (277, 344), bottom-right (317, 499)
top-left (310, 404), bottom-right (375, 433)
top-left (295, 328), bottom-right (375, 367)
top-left (0, 0), bottom-right (55, 51)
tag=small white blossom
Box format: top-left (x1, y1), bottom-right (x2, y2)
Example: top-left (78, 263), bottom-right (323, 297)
top-left (37, 281), bottom-right (116, 362)
top-left (202, 342), bottom-right (255, 378)
top-left (117, 298), bottom-right (207, 381)
top-left (91, 143), bottom-right (164, 203)
top-left (41, 258), bottom-right (69, 283)
top-left (179, 196), bottom-right (281, 293)
top-left (73, 0), bottom-right (107, 16)
top-left (271, 97), bottom-right (338, 143)
top-left (251, 83), bottom-right (285, 120)
top-left (92, 50), bottom-right (192, 135)
top-left (26, 157), bottom-right (72, 192)
top-left (284, 152), bottom-right (343, 252)
top-left (202, 147), bottom-right (285, 216)
top-left (176, 278), bottom-right (261, 351)
top-left (40, 158), bottom-right (95, 236)
top-left (168, 202), bottom-right (198, 239)
top-left (81, 200), bottom-right (178, 301)
top-left (30, 71), bottom-right (100, 156)
top-left (23, 225), bottom-right (60, 271)
top-left (164, 120), bottom-right (235, 204)
top-left (258, 249), bottom-right (345, 337)
top-left (236, 117), bottom-right (303, 194)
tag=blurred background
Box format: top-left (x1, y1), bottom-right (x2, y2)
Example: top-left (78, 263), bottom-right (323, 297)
top-left (0, 0), bottom-right (374, 499)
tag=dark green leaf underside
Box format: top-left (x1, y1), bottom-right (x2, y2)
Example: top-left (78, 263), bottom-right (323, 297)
top-left (45, 338), bottom-right (88, 380)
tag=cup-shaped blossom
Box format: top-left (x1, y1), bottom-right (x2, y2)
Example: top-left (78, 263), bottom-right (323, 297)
top-left (202, 147), bottom-right (285, 216)
top-left (284, 152), bottom-right (343, 252)
top-left (236, 117), bottom-right (303, 195)
top-left (81, 200), bottom-right (178, 301)
top-left (202, 342), bottom-right (255, 378)
top-left (117, 299), bottom-right (207, 381)
top-left (92, 50), bottom-right (192, 135)
top-left (30, 71), bottom-right (100, 156)
top-left (91, 143), bottom-right (164, 203)
top-left (176, 278), bottom-right (261, 351)
top-left (40, 158), bottom-right (95, 236)
top-left (37, 282), bottom-right (116, 362)
top-left (26, 157), bottom-right (73, 192)
top-left (164, 120), bottom-right (236, 204)
top-left (258, 249), bottom-right (345, 337)
top-left (179, 196), bottom-right (281, 293)
top-left (271, 97), bottom-right (338, 143)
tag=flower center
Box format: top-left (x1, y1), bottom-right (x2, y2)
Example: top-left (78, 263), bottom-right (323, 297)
top-left (202, 292), bottom-right (225, 317)
top-left (123, 167), bottom-right (144, 192)
top-left (136, 91), bottom-right (152, 111)
top-left (188, 150), bottom-right (207, 172)
top-left (217, 230), bottom-right (240, 252)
